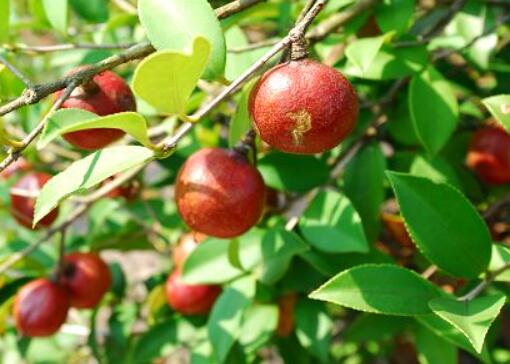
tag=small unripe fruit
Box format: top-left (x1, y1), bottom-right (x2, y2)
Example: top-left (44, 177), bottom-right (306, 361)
top-left (249, 59), bottom-right (358, 154)
top-left (10, 172), bottom-right (59, 229)
top-left (466, 125), bottom-right (510, 185)
top-left (59, 252), bottom-right (112, 309)
top-left (173, 232), bottom-right (207, 269)
top-left (175, 148), bottom-right (266, 238)
top-left (165, 270), bottom-right (221, 315)
top-left (55, 69), bottom-right (136, 151)
top-left (14, 278), bottom-right (69, 337)
top-left (277, 293), bottom-right (297, 337)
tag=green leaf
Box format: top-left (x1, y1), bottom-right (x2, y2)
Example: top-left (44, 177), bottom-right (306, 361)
top-left (482, 95), bottom-right (510, 132)
top-left (208, 276), bottom-right (255, 363)
top-left (42, 0), bottom-right (67, 33)
top-left (429, 294), bottom-right (506, 353)
top-left (375, 0), bottom-right (415, 34)
top-left (415, 323), bottom-right (457, 364)
top-left (132, 37), bottom-right (211, 116)
top-left (239, 304), bottom-right (278, 354)
top-left (309, 264), bottom-right (441, 315)
top-left (132, 319), bottom-right (178, 363)
top-left (295, 301), bottom-right (333, 363)
top-left (299, 190), bottom-right (369, 254)
top-left (38, 110), bottom-right (155, 149)
top-left (345, 34), bottom-right (388, 73)
top-left (138, 0), bottom-right (225, 80)
top-left (345, 315), bottom-right (410, 343)
top-left (409, 67), bottom-right (459, 155)
top-left (70, 0), bottom-right (108, 22)
top-left (258, 153), bottom-right (329, 192)
top-left (343, 143), bottom-right (386, 242)
top-left (488, 245), bottom-right (510, 282)
top-left (387, 172), bottom-right (492, 278)
top-left (0, 0), bottom-right (9, 43)
top-left (34, 146), bottom-right (155, 225)
top-left (410, 154), bottom-right (462, 189)
top-left (228, 81), bottom-right (255, 148)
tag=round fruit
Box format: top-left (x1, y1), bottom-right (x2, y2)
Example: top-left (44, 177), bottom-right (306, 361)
top-left (165, 270), bottom-right (221, 315)
top-left (103, 176), bottom-right (140, 202)
top-left (0, 158), bottom-right (31, 180)
top-left (249, 59), bottom-right (358, 154)
top-left (13, 278), bottom-right (69, 337)
top-left (173, 232), bottom-right (207, 269)
top-left (10, 172), bottom-right (59, 229)
top-left (277, 293), bottom-right (297, 337)
top-left (55, 69), bottom-right (136, 151)
top-left (466, 125), bottom-right (510, 184)
top-left (175, 148), bottom-right (266, 238)
top-left (59, 252), bottom-right (112, 309)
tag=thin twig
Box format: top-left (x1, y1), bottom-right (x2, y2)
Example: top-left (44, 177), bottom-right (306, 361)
top-left (228, 39), bottom-right (280, 53)
top-left (4, 43), bottom-right (135, 53)
top-left (458, 262), bottom-right (510, 301)
top-left (0, 55), bottom-right (32, 87)
top-left (111, 0), bottom-right (137, 14)
top-left (483, 193), bottom-right (510, 220)
top-left (57, 229), bottom-right (67, 274)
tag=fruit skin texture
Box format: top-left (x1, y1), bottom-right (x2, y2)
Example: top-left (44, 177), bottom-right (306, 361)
top-left (466, 125), bottom-right (510, 185)
top-left (10, 172), bottom-right (59, 229)
top-left (277, 293), bottom-right (297, 337)
top-left (249, 59), bottom-right (358, 154)
top-left (13, 278), bottom-right (70, 337)
top-left (55, 70), bottom-right (136, 151)
top-left (173, 232), bottom-right (207, 269)
top-left (59, 252), bottom-right (112, 309)
top-left (165, 270), bottom-right (221, 315)
top-left (175, 148), bottom-right (266, 238)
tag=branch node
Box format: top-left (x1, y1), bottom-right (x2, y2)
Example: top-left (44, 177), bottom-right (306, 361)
top-left (290, 37), bottom-right (309, 61)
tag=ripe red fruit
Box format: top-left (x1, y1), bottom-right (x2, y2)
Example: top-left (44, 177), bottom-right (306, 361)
top-left (59, 252), bottom-right (112, 309)
top-left (103, 176), bottom-right (141, 202)
top-left (277, 293), bottom-right (297, 337)
top-left (10, 172), bottom-right (59, 229)
top-left (175, 148), bottom-right (266, 238)
top-left (55, 69), bottom-right (136, 151)
top-left (466, 125), bottom-right (510, 185)
top-left (249, 59), bottom-right (358, 154)
top-left (173, 232), bottom-right (207, 269)
top-left (165, 270), bottom-right (221, 315)
top-left (13, 278), bottom-right (69, 337)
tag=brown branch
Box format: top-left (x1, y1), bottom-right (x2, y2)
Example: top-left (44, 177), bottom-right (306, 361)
top-left (4, 43), bottom-right (135, 53)
top-left (215, 0), bottom-right (267, 18)
top-left (483, 193), bottom-right (510, 220)
top-left (0, 55), bottom-right (32, 87)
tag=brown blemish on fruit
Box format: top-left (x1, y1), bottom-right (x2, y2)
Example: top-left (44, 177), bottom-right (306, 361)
top-left (287, 109), bottom-right (312, 146)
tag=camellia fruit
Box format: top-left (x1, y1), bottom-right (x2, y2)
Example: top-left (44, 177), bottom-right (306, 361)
top-left (175, 148), bottom-right (266, 238)
top-left (165, 270), bottom-right (221, 315)
top-left (249, 59), bottom-right (358, 154)
top-left (466, 125), bottom-right (510, 185)
top-left (173, 232), bottom-right (207, 269)
top-left (55, 69), bottom-right (136, 151)
top-left (10, 172), bottom-right (59, 229)
top-left (13, 278), bottom-right (70, 337)
top-left (103, 176), bottom-right (141, 202)
top-left (277, 293), bottom-right (297, 337)
top-left (59, 252), bottom-right (112, 309)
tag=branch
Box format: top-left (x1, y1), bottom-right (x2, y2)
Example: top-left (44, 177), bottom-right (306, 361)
top-left (458, 261), bottom-right (510, 301)
top-left (0, 55), bottom-right (32, 87)
top-left (4, 43), bottom-right (135, 53)
top-left (483, 193), bottom-right (510, 220)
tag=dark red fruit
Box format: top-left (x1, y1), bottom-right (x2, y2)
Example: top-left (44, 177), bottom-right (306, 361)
top-left (173, 232), bottom-right (207, 269)
top-left (277, 293), bottom-right (297, 337)
top-left (59, 252), bottom-right (112, 309)
top-left (13, 278), bottom-right (69, 337)
top-left (466, 125), bottom-right (510, 185)
top-left (10, 172), bottom-right (59, 229)
top-left (175, 148), bottom-right (266, 238)
top-left (103, 176), bottom-right (140, 202)
top-left (165, 270), bottom-right (221, 315)
top-left (55, 69), bottom-right (136, 151)
top-left (0, 158), bottom-right (31, 180)
top-left (249, 59), bottom-right (358, 154)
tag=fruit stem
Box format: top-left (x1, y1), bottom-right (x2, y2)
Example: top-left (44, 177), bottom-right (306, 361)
top-left (233, 129), bottom-right (257, 164)
top-left (290, 37), bottom-right (308, 61)
top-left (55, 229), bottom-right (67, 279)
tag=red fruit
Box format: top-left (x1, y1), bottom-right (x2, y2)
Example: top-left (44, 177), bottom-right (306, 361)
top-left (55, 69), bottom-right (136, 151)
top-left (0, 158), bottom-right (31, 180)
top-left (175, 148), bottom-right (266, 238)
top-left (173, 232), bottom-right (207, 269)
top-left (277, 293), bottom-right (297, 337)
top-left (466, 125), bottom-right (510, 185)
top-left (59, 252), bottom-right (112, 309)
top-left (10, 172), bottom-right (59, 229)
top-left (13, 278), bottom-right (69, 337)
top-left (165, 270), bottom-right (221, 315)
top-left (249, 59), bottom-right (358, 154)
top-left (103, 176), bottom-right (140, 202)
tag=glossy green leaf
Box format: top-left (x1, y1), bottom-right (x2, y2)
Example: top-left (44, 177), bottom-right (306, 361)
top-left (488, 245), bottom-right (510, 282)
top-left (482, 95), bottom-right (510, 132)
top-left (410, 155), bottom-right (462, 189)
top-left (415, 324), bottom-right (457, 364)
top-left (42, 0), bottom-right (67, 33)
top-left (345, 315), bottom-right (410, 343)
top-left (409, 67), bottom-right (458, 155)
top-left (34, 146), bottom-right (155, 225)
top-left (228, 81), bottom-right (255, 148)
top-left (345, 34), bottom-right (388, 73)
top-left (375, 0), bottom-right (415, 34)
top-left (0, 0), bottom-right (9, 43)
top-left (38, 110), bottom-right (154, 149)
top-left (299, 190), bottom-right (369, 254)
top-left (429, 294), bottom-right (506, 353)
top-left (258, 153), bottom-right (329, 192)
top-left (70, 0), bottom-right (108, 22)
top-left (309, 264), bottom-right (441, 315)
top-left (343, 143), bottom-right (386, 242)
top-left (295, 301), bottom-right (333, 363)
top-left (132, 319), bottom-right (178, 363)
top-left (239, 304), bottom-right (278, 354)
top-left (387, 172), bottom-right (491, 278)
top-left (132, 37), bottom-right (210, 116)
top-left (138, 0), bottom-right (225, 80)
